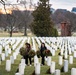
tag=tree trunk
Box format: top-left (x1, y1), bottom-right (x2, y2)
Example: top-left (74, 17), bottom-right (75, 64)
top-left (10, 26), bottom-right (13, 37)
top-left (4, 27), bottom-right (7, 31)
top-left (24, 25), bottom-right (27, 36)
top-left (10, 30), bottom-right (12, 37)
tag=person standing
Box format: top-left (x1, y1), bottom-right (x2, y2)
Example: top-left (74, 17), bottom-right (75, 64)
top-left (40, 43), bottom-right (47, 65)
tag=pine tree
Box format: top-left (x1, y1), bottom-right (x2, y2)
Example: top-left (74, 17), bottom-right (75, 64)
top-left (31, 0), bottom-right (58, 36)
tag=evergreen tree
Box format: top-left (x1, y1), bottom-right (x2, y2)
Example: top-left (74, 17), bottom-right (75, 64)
top-left (31, 0), bottom-right (58, 36)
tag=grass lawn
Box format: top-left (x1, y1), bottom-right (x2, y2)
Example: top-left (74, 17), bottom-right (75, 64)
top-left (0, 31), bottom-right (35, 37)
top-left (0, 32), bottom-right (24, 37)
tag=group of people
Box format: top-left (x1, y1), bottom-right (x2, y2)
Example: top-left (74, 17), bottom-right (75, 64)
top-left (24, 42), bottom-right (47, 66)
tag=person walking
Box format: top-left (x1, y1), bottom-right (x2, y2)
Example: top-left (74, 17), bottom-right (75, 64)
top-left (24, 43), bottom-right (32, 66)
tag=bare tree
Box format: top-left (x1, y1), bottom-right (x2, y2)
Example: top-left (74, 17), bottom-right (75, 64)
top-left (0, 0), bottom-right (21, 36)
top-left (6, 11), bottom-right (20, 37)
top-left (19, 0), bottom-right (34, 36)
top-left (0, 0), bottom-right (34, 36)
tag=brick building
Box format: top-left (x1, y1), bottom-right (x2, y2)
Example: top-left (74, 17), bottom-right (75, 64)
top-left (61, 22), bottom-right (71, 36)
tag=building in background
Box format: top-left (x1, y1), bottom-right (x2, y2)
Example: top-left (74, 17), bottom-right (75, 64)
top-left (61, 22), bottom-right (71, 36)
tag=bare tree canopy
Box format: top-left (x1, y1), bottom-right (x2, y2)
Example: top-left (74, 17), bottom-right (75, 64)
top-left (0, 0), bottom-right (35, 37)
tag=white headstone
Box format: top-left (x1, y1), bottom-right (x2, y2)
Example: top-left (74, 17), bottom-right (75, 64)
top-left (19, 63), bottom-right (25, 75)
top-left (21, 59), bottom-right (25, 64)
top-left (59, 56), bottom-right (63, 65)
top-left (64, 60), bottom-right (68, 72)
top-left (68, 48), bottom-right (72, 55)
top-left (34, 55), bottom-right (39, 66)
top-left (6, 60), bottom-right (11, 72)
top-left (13, 53), bottom-right (16, 60)
top-left (15, 73), bottom-right (20, 75)
top-left (72, 47), bottom-right (74, 52)
top-left (45, 56), bottom-right (47, 62)
top-left (35, 63), bottom-right (40, 75)
top-left (54, 69), bottom-right (60, 75)
top-left (52, 50), bottom-right (55, 56)
top-left (69, 56), bottom-right (73, 64)
top-left (61, 49), bottom-right (63, 55)
top-left (1, 53), bottom-right (5, 61)
top-left (8, 48), bottom-right (11, 54)
top-left (5, 50), bottom-right (8, 57)
top-left (50, 61), bottom-right (55, 74)
top-left (64, 51), bottom-right (68, 59)
top-left (74, 51), bottom-right (76, 58)
top-left (71, 68), bottom-right (76, 75)
top-left (21, 59), bottom-right (26, 67)
top-left (10, 56), bottom-right (14, 64)
top-left (47, 56), bottom-right (51, 66)
top-left (74, 45), bottom-right (76, 50)
top-left (0, 45), bottom-right (2, 54)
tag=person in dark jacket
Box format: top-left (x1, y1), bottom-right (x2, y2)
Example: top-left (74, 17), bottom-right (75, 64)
top-left (24, 43), bottom-right (32, 66)
top-left (40, 43), bottom-right (47, 65)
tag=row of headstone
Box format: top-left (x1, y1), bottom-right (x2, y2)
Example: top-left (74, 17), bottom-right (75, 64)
top-left (0, 37), bottom-right (76, 75)
top-left (0, 38), bottom-right (19, 66)
top-left (59, 56), bottom-right (73, 65)
top-left (6, 38), bottom-right (27, 73)
top-left (34, 37), bottom-right (76, 75)
top-left (35, 37), bottom-right (75, 58)
top-left (27, 37), bottom-right (30, 43)
top-left (35, 37), bottom-right (41, 48)
top-left (12, 38), bottom-right (27, 61)
top-left (0, 37), bottom-right (15, 47)
top-left (12, 38), bottom-right (23, 50)
top-left (32, 37), bottom-right (37, 52)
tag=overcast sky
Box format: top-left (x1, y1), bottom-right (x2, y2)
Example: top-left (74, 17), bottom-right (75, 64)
top-left (1, 0), bottom-right (76, 11)
top-left (50, 0), bottom-right (76, 11)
